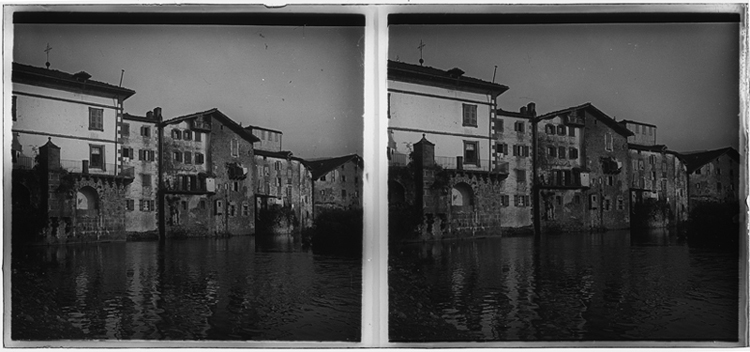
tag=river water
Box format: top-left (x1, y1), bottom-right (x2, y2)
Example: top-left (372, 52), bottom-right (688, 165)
top-left (12, 236), bottom-right (361, 341)
top-left (390, 230), bottom-right (740, 342)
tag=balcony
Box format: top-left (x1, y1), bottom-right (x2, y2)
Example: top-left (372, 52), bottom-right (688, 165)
top-left (60, 159), bottom-right (134, 178)
top-left (13, 155), bottom-right (34, 170)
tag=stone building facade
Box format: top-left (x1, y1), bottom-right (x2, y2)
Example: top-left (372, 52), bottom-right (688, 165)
top-left (11, 62), bottom-right (136, 244)
top-left (308, 154), bottom-right (364, 214)
top-left (534, 103), bottom-right (633, 232)
top-left (681, 147), bottom-right (740, 207)
top-left (627, 145), bottom-right (689, 228)
top-left (160, 109), bottom-right (259, 237)
top-left (121, 108), bottom-right (162, 238)
top-left (245, 125), bottom-right (283, 152)
top-left (494, 105), bottom-right (535, 231)
top-left (254, 149), bottom-right (314, 233)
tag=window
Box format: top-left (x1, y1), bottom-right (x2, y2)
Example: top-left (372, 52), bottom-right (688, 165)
top-left (649, 155), bottom-right (655, 164)
top-left (496, 143), bottom-right (508, 155)
top-left (590, 194), bottom-right (598, 209)
top-left (275, 161), bottom-right (281, 171)
top-left (173, 151), bottom-right (182, 162)
top-left (514, 121), bottom-right (525, 133)
top-left (516, 169), bottom-right (526, 184)
top-left (494, 119), bottom-right (504, 133)
top-left (321, 175), bottom-right (326, 181)
top-left (342, 189), bottom-right (347, 199)
top-left (514, 195), bottom-right (530, 207)
top-left (464, 141), bottom-right (479, 165)
top-left (603, 196), bottom-right (612, 211)
top-left (90, 145), bottom-right (104, 169)
top-left (141, 174), bottom-right (152, 188)
top-left (716, 168), bottom-right (721, 175)
top-left (649, 127), bottom-right (653, 136)
top-left (635, 124), bottom-right (640, 133)
top-left (125, 199), bottom-right (135, 211)
top-left (171, 129), bottom-right (182, 139)
top-left (341, 175), bottom-right (346, 182)
top-left (547, 146), bottom-right (557, 157)
top-left (695, 167), bottom-right (702, 175)
top-left (122, 147), bottom-right (133, 159)
top-left (557, 125), bottom-right (566, 135)
top-left (558, 147), bottom-right (566, 159)
top-left (261, 131), bottom-right (266, 140)
top-left (717, 182), bottom-right (722, 192)
top-left (200, 200), bottom-right (207, 209)
top-left (195, 153), bottom-right (204, 165)
top-left (242, 202), bottom-right (249, 217)
top-left (617, 196), bottom-right (624, 210)
top-left (606, 175), bottom-right (614, 186)
top-left (184, 151), bottom-right (192, 164)
top-left (231, 139), bottom-right (239, 157)
top-left (568, 127), bottom-right (576, 137)
top-left (181, 201), bottom-right (187, 210)
top-left (643, 126), bottom-right (648, 135)
top-left (574, 195), bottom-right (581, 204)
top-left (89, 107), bottom-right (104, 131)
top-left (140, 126), bottom-right (151, 137)
top-left (569, 148), bottom-right (579, 159)
top-left (545, 124), bottom-right (555, 134)
top-left (228, 202), bottom-right (236, 217)
top-left (522, 146), bottom-right (530, 157)
top-left (233, 181), bottom-right (239, 192)
top-left (121, 123), bottom-right (130, 137)
top-left (604, 133), bottom-right (613, 151)
top-left (184, 130), bottom-right (192, 140)
top-left (195, 132), bottom-right (202, 142)
top-left (500, 195), bottom-right (510, 207)
top-left (651, 171), bottom-right (656, 180)
top-left (638, 160), bottom-right (644, 170)
top-left (462, 104), bottom-right (477, 127)
top-left (139, 149), bottom-right (155, 162)
top-left (215, 200), bottom-right (224, 215)
top-left (139, 199), bottom-right (155, 212)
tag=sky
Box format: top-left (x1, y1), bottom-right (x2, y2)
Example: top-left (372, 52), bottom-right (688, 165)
top-left (389, 22), bottom-right (740, 152)
top-left (13, 23), bottom-right (364, 159)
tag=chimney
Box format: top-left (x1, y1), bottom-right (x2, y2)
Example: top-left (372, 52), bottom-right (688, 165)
top-left (527, 102), bottom-right (536, 117)
top-left (146, 111), bottom-right (154, 119)
top-left (520, 106), bottom-right (528, 115)
top-left (154, 107), bottom-right (162, 121)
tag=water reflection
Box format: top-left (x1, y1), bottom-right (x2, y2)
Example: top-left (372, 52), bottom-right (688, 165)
top-left (391, 230), bottom-right (738, 341)
top-left (13, 236), bottom-right (361, 341)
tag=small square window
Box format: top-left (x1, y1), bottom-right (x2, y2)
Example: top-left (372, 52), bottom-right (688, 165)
top-left (141, 126), bottom-right (151, 137)
top-left (184, 151), bottom-right (192, 164)
top-left (172, 129), bottom-right (182, 140)
top-left (121, 123), bottom-right (130, 137)
top-left (184, 130), bottom-right (192, 140)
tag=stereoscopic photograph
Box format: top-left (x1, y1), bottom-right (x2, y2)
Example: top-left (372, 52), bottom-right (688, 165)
top-left (387, 11), bottom-right (744, 344)
top-left (8, 8), bottom-right (364, 343)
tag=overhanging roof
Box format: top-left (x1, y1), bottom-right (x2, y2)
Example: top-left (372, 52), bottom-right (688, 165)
top-left (536, 102), bottom-right (634, 137)
top-left (13, 62), bottom-right (135, 100)
top-left (388, 60), bottom-right (509, 97)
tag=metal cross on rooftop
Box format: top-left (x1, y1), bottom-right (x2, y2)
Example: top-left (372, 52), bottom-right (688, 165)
top-left (418, 40), bottom-right (425, 66)
top-left (44, 43), bottom-right (52, 69)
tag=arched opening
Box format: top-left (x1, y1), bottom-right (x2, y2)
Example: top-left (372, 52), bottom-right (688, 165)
top-left (451, 182), bottom-right (473, 210)
top-left (76, 186), bottom-right (99, 217)
top-left (388, 180), bottom-right (406, 206)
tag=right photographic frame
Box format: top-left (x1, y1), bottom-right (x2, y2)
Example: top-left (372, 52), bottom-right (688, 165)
top-left (386, 7), bottom-right (745, 345)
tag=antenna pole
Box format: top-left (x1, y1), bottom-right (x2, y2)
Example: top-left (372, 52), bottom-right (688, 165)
top-left (119, 69), bottom-right (125, 87)
top-left (492, 65), bottom-right (497, 83)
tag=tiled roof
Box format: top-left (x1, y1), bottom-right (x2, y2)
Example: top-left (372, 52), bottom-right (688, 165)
top-left (680, 147), bottom-right (739, 174)
top-left (628, 143), bottom-right (668, 152)
top-left (13, 62), bottom-right (135, 100)
top-left (163, 108), bottom-right (260, 144)
top-left (306, 154), bottom-right (363, 180)
top-left (254, 149), bottom-right (308, 164)
top-left (536, 102), bottom-right (634, 137)
top-left (388, 60), bottom-right (509, 96)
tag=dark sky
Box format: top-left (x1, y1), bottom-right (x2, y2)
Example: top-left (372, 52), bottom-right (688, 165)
top-left (389, 22), bottom-right (740, 152)
top-left (14, 23), bottom-right (364, 159)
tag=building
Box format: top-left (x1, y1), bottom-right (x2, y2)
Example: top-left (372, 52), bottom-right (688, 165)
top-left (121, 108), bottom-right (162, 238)
top-left (680, 147), bottom-right (740, 207)
top-left (308, 154), bottom-right (363, 214)
top-left (620, 121), bottom-right (689, 228)
top-left (160, 108), bottom-right (260, 237)
top-left (533, 103), bottom-right (633, 232)
top-left (494, 105), bottom-right (536, 230)
top-left (11, 62), bottom-right (136, 244)
top-left (253, 149), bottom-right (314, 233)
top-left (245, 125), bottom-right (283, 152)
top-left (387, 60), bottom-right (511, 239)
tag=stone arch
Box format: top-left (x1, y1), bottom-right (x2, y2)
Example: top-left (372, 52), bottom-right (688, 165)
top-left (388, 180), bottom-right (406, 206)
top-left (76, 186), bottom-right (99, 216)
top-left (451, 182), bottom-right (474, 209)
